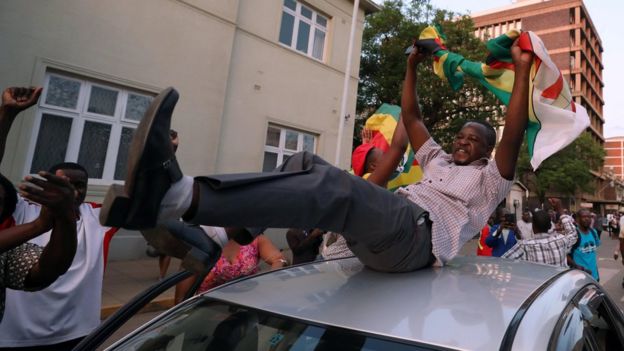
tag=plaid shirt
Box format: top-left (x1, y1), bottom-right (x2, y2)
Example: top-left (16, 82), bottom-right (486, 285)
top-left (502, 215), bottom-right (576, 267)
top-left (396, 138), bottom-right (513, 264)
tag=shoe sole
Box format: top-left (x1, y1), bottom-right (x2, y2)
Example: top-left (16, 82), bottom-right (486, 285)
top-left (100, 87), bottom-right (178, 228)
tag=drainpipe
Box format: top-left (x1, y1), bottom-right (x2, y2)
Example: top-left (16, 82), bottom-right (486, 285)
top-left (335, 0), bottom-right (360, 166)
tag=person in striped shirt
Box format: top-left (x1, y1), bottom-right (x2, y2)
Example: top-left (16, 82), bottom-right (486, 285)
top-left (502, 201), bottom-right (577, 268)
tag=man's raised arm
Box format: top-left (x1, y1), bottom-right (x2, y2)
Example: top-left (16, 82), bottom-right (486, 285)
top-left (0, 87), bottom-right (42, 165)
top-left (494, 42), bottom-right (533, 180)
top-left (367, 119), bottom-right (408, 187)
top-left (401, 46), bottom-right (431, 154)
top-left (19, 171), bottom-right (77, 289)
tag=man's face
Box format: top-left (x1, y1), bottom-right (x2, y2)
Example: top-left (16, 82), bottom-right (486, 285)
top-left (452, 123), bottom-right (491, 165)
top-left (578, 210), bottom-right (592, 229)
top-left (522, 211), bottom-right (531, 222)
top-left (365, 148), bottom-right (383, 174)
top-left (498, 208), bottom-right (510, 223)
top-left (60, 169), bottom-right (88, 208)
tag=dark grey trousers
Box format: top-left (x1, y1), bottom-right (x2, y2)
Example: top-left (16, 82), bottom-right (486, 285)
top-left (188, 151), bottom-right (434, 272)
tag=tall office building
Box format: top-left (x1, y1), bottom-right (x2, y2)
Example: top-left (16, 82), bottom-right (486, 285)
top-left (472, 0), bottom-right (608, 210)
top-left (605, 137), bottom-right (624, 180)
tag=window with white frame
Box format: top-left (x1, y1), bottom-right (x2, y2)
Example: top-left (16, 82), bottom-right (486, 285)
top-left (263, 124), bottom-right (317, 171)
top-left (28, 71), bottom-right (155, 182)
top-left (278, 0), bottom-right (328, 60)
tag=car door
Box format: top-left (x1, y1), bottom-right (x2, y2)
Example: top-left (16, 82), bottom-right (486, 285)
top-left (548, 285), bottom-right (624, 351)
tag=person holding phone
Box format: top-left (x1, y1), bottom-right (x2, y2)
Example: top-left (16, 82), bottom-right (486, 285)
top-left (485, 207), bottom-right (521, 257)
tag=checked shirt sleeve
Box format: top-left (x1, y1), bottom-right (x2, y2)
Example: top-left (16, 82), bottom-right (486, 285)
top-left (413, 138), bottom-right (447, 169)
top-left (559, 215), bottom-right (577, 250)
top-left (502, 243), bottom-right (525, 260)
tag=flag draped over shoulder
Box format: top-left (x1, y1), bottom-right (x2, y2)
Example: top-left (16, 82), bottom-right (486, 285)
top-left (416, 25), bottom-right (590, 170)
top-left (363, 103), bottom-right (422, 190)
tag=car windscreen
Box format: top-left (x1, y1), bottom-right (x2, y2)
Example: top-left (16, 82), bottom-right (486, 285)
top-left (110, 297), bottom-right (441, 351)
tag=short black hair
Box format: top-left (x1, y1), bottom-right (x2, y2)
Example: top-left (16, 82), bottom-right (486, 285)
top-left (0, 174), bottom-right (17, 222)
top-left (532, 210), bottom-right (551, 233)
top-left (48, 162), bottom-right (88, 179)
top-left (465, 120), bottom-right (496, 149)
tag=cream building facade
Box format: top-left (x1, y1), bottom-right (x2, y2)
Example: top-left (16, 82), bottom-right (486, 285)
top-left (0, 0), bottom-right (379, 259)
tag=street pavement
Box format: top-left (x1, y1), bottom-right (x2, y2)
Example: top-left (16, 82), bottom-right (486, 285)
top-left (594, 233), bottom-right (624, 309)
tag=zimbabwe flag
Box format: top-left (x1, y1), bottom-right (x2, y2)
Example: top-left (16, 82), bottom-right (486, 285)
top-left (416, 25), bottom-right (589, 170)
top-left (362, 103), bottom-right (422, 191)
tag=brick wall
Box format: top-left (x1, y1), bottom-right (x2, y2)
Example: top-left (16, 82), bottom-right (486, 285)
top-left (522, 9), bottom-right (571, 31)
top-left (539, 31), bottom-right (571, 51)
top-left (550, 53), bottom-right (571, 70)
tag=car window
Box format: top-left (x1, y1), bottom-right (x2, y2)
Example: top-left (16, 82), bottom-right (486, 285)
top-left (109, 298), bottom-right (439, 351)
top-left (550, 286), bottom-right (624, 351)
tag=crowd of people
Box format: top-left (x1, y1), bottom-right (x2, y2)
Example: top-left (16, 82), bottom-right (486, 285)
top-left (0, 34), bottom-right (620, 349)
top-left (476, 201), bottom-right (624, 284)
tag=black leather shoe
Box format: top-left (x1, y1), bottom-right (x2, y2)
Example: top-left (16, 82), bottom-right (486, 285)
top-left (100, 87), bottom-right (182, 229)
top-left (142, 220), bottom-right (221, 274)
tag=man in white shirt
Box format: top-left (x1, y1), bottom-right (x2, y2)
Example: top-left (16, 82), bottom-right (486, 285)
top-left (516, 208), bottom-right (533, 239)
top-left (0, 87), bottom-right (118, 350)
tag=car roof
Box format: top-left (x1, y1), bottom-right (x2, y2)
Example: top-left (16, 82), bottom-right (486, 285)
top-left (205, 255), bottom-right (569, 351)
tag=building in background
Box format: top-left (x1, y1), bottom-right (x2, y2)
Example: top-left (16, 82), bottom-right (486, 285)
top-left (605, 137), bottom-right (624, 180)
top-left (472, 0), bottom-right (609, 212)
top-left (0, 0), bottom-right (379, 259)
top-left (604, 136), bottom-right (624, 213)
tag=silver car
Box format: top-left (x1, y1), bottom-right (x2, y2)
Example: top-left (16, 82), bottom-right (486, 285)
top-left (97, 256), bottom-right (624, 350)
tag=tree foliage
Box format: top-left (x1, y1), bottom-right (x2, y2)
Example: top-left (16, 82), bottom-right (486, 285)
top-left (516, 132), bottom-right (606, 203)
top-left (356, 0), bottom-right (504, 150)
top-left (357, 1), bottom-right (605, 203)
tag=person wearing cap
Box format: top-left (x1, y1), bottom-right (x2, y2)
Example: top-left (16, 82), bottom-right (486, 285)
top-left (351, 143), bottom-right (383, 178)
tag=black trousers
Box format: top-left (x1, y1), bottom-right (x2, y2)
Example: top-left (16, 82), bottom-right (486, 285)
top-left (189, 152), bottom-right (434, 272)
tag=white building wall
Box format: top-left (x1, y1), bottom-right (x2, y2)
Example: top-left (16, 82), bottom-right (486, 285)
top-left (215, 0), bottom-right (365, 172)
top-left (0, 0), bottom-right (373, 259)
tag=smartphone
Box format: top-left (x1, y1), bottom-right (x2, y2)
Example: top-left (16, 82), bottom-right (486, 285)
top-left (505, 213), bottom-right (516, 223)
top-left (404, 44), bottom-right (432, 56)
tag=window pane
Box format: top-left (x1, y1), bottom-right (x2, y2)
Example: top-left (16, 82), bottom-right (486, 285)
top-left (125, 93), bottom-right (152, 121)
top-left (296, 21), bottom-right (310, 53)
top-left (300, 5), bottom-right (312, 19)
top-left (279, 12), bottom-right (295, 46)
top-left (30, 114), bottom-right (72, 173)
top-left (285, 130), bottom-right (298, 150)
top-left (316, 15), bottom-right (327, 27)
top-left (45, 76), bottom-right (81, 109)
top-left (266, 126), bottom-right (281, 147)
top-left (115, 299), bottom-right (428, 350)
top-left (312, 29), bottom-right (325, 60)
top-left (263, 152), bottom-right (278, 172)
top-left (87, 86), bottom-right (118, 116)
top-left (283, 0), bottom-right (296, 11)
top-left (77, 121), bottom-right (112, 178)
top-left (114, 127), bottom-right (135, 180)
top-left (303, 134), bottom-right (315, 152)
